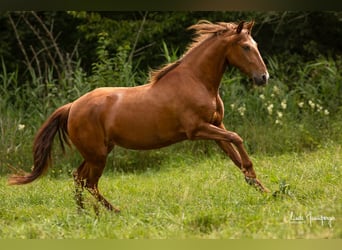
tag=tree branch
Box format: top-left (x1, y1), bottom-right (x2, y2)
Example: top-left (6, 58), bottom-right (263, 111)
top-left (30, 11), bottom-right (67, 78)
top-left (21, 12), bottom-right (61, 80)
top-left (128, 11), bottom-right (148, 64)
top-left (8, 12), bottom-right (34, 74)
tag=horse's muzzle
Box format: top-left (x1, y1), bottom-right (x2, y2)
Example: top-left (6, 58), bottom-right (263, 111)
top-left (253, 72), bottom-right (269, 86)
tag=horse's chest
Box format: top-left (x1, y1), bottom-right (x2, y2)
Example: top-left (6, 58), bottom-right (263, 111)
top-left (210, 111), bottom-right (223, 126)
top-left (210, 97), bottom-right (224, 126)
top-left (189, 96), bottom-right (223, 126)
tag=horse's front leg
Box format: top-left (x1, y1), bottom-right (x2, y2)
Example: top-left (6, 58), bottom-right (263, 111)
top-left (215, 124), bottom-right (243, 169)
top-left (191, 123), bottom-right (270, 193)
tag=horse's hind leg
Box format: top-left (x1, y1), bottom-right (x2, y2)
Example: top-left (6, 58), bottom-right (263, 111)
top-left (73, 161), bottom-right (86, 211)
top-left (74, 158), bottom-right (120, 213)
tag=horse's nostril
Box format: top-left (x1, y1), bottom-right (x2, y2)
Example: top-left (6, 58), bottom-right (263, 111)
top-left (253, 73), bottom-right (268, 86)
top-left (262, 72), bottom-right (269, 84)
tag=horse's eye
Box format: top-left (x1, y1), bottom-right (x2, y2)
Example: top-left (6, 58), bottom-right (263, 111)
top-left (242, 45), bottom-right (250, 51)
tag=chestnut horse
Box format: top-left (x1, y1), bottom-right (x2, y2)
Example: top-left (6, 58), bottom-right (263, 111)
top-left (9, 21), bottom-right (270, 212)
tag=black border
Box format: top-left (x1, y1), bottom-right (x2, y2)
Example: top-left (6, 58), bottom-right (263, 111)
top-left (0, 0), bottom-right (341, 11)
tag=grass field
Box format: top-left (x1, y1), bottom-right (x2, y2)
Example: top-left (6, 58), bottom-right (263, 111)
top-left (0, 142), bottom-right (341, 239)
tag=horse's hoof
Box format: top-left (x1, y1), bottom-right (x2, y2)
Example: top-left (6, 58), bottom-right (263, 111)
top-left (107, 204), bottom-right (121, 213)
top-left (113, 207), bottom-right (121, 213)
top-left (245, 176), bottom-right (270, 193)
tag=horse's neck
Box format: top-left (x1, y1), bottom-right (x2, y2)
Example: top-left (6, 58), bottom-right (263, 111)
top-left (181, 36), bottom-right (227, 94)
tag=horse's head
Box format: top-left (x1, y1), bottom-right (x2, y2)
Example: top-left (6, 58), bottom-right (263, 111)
top-left (225, 21), bottom-right (269, 86)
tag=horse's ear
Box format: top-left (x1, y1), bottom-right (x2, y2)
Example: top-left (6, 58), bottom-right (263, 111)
top-left (246, 20), bottom-right (255, 34)
top-left (236, 21), bottom-right (244, 34)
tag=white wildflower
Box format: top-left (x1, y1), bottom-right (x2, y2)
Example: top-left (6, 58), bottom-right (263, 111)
top-left (18, 124), bottom-right (25, 131)
top-left (259, 94), bottom-right (265, 100)
top-left (273, 85), bottom-right (280, 95)
top-left (238, 104), bottom-right (246, 117)
top-left (316, 104), bottom-right (323, 113)
top-left (267, 103), bottom-right (274, 115)
top-left (297, 102), bottom-right (304, 108)
top-left (308, 100), bottom-right (315, 109)
top-left (277, 111), bottom-right (283, 118)
top-left (230, 103), bottom-right (236, 110)
top-left (324, 109), bottom-right (329, 115)
top-left (281, 99), bottom-right (287, 110)
top-left (275, 119), bottom-right (282, 125)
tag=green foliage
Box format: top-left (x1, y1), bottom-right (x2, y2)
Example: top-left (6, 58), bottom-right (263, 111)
top-left (1, 11), bottom-right (341, 80)
top-left (161, 40), bottom-right (179, 63)
top-left (89, 32), bottom-right (137, 88)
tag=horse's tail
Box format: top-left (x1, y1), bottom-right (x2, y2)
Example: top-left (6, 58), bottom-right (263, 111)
top-left (8, 103), bottom-right (72, 185)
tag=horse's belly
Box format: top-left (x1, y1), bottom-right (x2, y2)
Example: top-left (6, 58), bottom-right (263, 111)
top-left (114, 134), bottom-right (186, 150)
top-left (110, 122), bottom-right (187, 150)
top-left (107, 108), bottom-right (187, 150)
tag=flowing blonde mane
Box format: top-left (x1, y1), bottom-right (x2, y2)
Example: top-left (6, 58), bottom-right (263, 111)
top-left (150, 20), bottom-right (239, 84)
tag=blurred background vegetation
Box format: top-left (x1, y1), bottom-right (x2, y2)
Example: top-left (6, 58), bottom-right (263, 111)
top-left (1, 12), bottom-right (341, 77)
top-left (0, 11), bottom-right (341, 174)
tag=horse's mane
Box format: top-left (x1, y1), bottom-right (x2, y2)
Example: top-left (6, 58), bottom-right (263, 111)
top-left (150, 20), bottom-right (238, 84)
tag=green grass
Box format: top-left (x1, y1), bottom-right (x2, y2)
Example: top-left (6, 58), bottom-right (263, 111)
top-left (0, 143), bottom-right (341, 239)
